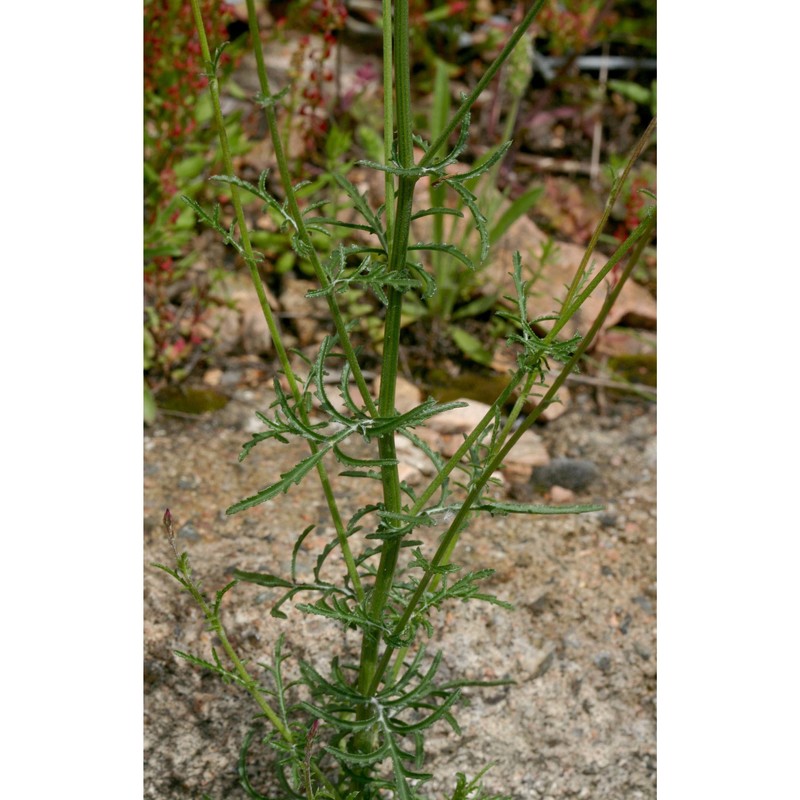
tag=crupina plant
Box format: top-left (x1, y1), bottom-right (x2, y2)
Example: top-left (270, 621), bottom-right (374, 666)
top-left (154, 1), bottom-right (656, 797)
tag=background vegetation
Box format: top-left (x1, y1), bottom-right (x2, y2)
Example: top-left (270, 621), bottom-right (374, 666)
top-left (144, 0), bottom-right (656, 419)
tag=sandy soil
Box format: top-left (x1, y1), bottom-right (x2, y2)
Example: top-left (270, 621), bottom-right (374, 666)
top-left (144, 383), bottom-right (655, 799)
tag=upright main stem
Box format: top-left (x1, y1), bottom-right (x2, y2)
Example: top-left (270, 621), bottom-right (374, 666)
top-left (355, 0), bottom-right (416, 734)
top-left (354, 0), bottom-right (552, 733)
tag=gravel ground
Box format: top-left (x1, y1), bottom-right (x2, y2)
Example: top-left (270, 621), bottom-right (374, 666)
top-left (144, 383), bottom-right (656, 799)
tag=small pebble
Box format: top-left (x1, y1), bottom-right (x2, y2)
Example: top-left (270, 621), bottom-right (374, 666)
top-left (632, 595), bottom-right (654, 615)
top-left (178, 474), bottom-right (200, 490)
top-left (598, 511), bottom-right (618, 528)
top-left (549, 485), bottom-right (575, 503)
top-left (203, 368), bottom-right (223, 386)
top-left (177, 522), bottom-right (200, 542)
top-left (634, 642), bottom-right (651, 660)
top-left (532, 648), bottom-right (555, 679)
top-left (594, 654), bottom-right (612, 673)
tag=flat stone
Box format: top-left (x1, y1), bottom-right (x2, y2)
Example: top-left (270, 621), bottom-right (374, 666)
top-left (372, 375), bottom-right (423, 415)
top-left (500, 429), bottom-right (550, 483)
top-left (427, 398), bottom-right (492, 434)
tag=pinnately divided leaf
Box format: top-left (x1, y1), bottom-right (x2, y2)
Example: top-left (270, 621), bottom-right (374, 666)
top-left (473, 499), bottom-right (604, 516)
top-left (368, 398), bottom-right (468, 439)
top-left (225, 447), bottom-right (330, 514)
top-left (408, 241), bottom-right (474, 270)
top-left (324, 739), bottom-right (391, 767)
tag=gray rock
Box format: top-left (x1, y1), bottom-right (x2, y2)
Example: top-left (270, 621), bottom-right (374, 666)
top-left (598, 511), bottom-right (618, 528)
top-left (531, 458), bottom-right (599, 492)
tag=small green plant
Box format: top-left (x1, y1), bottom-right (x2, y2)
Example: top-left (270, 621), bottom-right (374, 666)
top-left (278, 0), bottom-right (349, 168)
top-left (153, 0), bottom-right (655, 796)
top-left (406, 32), bottom-right (544, 366)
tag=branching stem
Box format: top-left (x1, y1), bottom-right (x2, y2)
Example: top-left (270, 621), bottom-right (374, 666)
top-left (370, 119), bottom-right (657, 695)
top-left (354, 0), bottom-right (416, 741)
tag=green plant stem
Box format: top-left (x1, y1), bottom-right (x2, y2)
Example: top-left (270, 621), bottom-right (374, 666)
top-left (171, 549), bottom-right (294, 743)
top-left (320, 474), bottom-right (364, 602)
top-left (559, 116), bottom-right (657, 317)
top-left (411, 372), bottom-right (525, 514)
top-left (371, 208), bottom-right (656, 696)
top-left (190, 0), bottom-right (296, 399)
top-left (243, 0), bottom-right (376, 417)
top-left (419, 0), bottom-right (548, 169)
top-left (311, 763), bottom-right (341, 800)
top-left (436, 3), bottom-right (547, 315)
top-left (207, 603), bottom-right (292, 740)
top-left (496, 368), bottom-right (539, 444)
top-left (469, 69), bottom-right (525, 241)
top-left (303, 747), bottom-right (315, 800)
top-left (243, 0), bottom-right (369, 601)
top-left (355, 0), bottom-right (416, 737)
top-left (430, 213), bottom-right (656, 572)
top-left (430, 58), bottom-right (453, 318)
top-left (382, 0), bottom-right (395, 240)
top-left (192, 0), bottom-right (363, 601)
